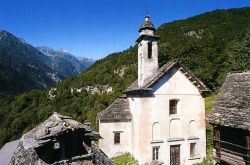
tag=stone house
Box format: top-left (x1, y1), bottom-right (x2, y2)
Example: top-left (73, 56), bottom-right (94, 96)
top-left (0, 112), bottom-right (113, 165)
top-left (97, 16), bottom-right (209, 165)
top-left (208, 72), bottom-right (250, 165)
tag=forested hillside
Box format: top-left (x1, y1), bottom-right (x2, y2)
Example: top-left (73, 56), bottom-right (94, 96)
top-left (0, 8), bottom-right (249, 147)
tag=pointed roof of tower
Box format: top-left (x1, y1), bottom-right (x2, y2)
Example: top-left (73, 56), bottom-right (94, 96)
top-left (139, 15), bottom-right (155, 32)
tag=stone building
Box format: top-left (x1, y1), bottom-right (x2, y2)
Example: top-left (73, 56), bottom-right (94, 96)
top-left (97, 16), bottom-right (209, 165)
top-left (208, 72), bottom-right (250, 165)
top-left (0, 112), bottom-right (113, 165)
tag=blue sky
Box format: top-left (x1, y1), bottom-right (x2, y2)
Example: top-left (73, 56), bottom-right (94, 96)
top-left (0, 0), bottom-right (249, 59)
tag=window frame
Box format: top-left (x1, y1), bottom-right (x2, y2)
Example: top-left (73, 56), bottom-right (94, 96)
top-left (114, 132), bottom-right (121, 144)
top-left (152, 122), bottom-right (161, 141)
top-left (190, 143), bottom-right (197, 158)
top-left (152, 146), bottom-right (160, 160)
top-left (169, 99), bottom-right (179, 115)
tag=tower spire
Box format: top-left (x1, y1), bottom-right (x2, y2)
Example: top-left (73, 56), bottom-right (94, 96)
top-left (138, 15), bottom-right (155, 33)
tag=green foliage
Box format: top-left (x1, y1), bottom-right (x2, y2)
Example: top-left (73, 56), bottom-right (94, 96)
top-left (111, 153), bottom-right (139, 165)
top-left (0, 8), bottom-right (250, 148)
top-left (204, 96), bottom-right (215, 165)
top-left (157, 8), bottom-right (250, 90)
top-left (205, 96), bottom-right (215, 114)
top-left (194, 158), bottom-right (213, 165)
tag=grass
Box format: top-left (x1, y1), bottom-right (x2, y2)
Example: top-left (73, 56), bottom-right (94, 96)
top-left (195, 95), bottom-right (216, 165)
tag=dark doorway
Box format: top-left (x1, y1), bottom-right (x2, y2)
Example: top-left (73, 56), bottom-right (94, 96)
top-left (170, 145), bottom-right (180, 165)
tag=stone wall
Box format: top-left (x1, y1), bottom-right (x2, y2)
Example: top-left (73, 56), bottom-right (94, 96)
top-left (92, 145), bottom-right (114, 165)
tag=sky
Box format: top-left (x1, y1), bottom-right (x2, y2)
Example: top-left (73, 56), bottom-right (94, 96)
top-left (0, 0), bottom-right (249, 59)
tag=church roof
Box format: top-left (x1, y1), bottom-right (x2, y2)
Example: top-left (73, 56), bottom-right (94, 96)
top-left (97, 96), bottom-right (131, 121)
top-left (208, 72), bottom-right (250, 130)
top-left (139, 16), bottom-right (155, 32)
top-left (125, 61), bottom-right (210, 95)
top-left (98, 61), bottom-right (209, 122)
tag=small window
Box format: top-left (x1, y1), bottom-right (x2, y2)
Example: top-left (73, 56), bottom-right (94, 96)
top-left (114, 132), bottom-right (120, 144)
top-left (169, 99), bottom-right (178, 115)
top-left (148, 42), bottom-right (152, 59)
top-left (152, 146), bottom-right (160, 160)
top-left (190, 143), bottom-right (197, 158)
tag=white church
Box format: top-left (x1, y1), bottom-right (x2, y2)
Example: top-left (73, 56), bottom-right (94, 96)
top-left (97, 16), bottom-right (209, 165)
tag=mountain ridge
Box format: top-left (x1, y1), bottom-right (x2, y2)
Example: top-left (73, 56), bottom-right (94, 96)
top-left (37, 46), bottom-right (94, 74)
top-left (0, 30), bottom-right (94, 94)
top-left (0, 30), bottom-right (63, 93)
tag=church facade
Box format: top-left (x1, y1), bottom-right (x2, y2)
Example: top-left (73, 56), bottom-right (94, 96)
top-left (97, 16), bottom-right (209, 165)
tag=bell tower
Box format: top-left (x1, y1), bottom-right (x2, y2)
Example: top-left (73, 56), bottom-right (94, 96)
top-left (136, 16), bottom-right (159, 87)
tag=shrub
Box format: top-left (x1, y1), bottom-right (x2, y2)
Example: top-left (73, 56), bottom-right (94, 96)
top-left (111, 153), bottom-right (139, 165)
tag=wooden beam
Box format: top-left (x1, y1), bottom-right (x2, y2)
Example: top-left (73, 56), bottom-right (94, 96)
top-left (213, 155), bottom-right (250, 165)
top-left (179, 68), bottom-right (185, 73)
top-left (214, 126), bottom-right (221, 162)
top-left (246, 135), bottom-right (250, 165)
top-left (214, 139), bottom-right (250, 151)
top-left (221, 148), bottom-right (250, 158)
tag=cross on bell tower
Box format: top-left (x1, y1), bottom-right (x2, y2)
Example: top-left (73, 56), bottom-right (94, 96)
top-left (136, 16), bottom-right (159, 87)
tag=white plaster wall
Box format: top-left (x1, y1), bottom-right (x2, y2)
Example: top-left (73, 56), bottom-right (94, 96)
top-left (129, 68), bottom-right (206, 164)
top-left (99, 121), bottom-right (132, 158)
top-left (138, 40), bottom-right (158, 87)
top-left (140, 29), bottom-right (154, 35)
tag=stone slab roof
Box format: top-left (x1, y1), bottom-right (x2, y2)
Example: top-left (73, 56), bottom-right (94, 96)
top-left (125, 61), bottom-right (210, 94)
top-left (9, 112), bottom-right (101, 165)
top-left (97, 96), bottom-right (131, 121)
top-left (139, 16), bottom-right (155, 32)
top-left (22, 112), bottom-right (100, 149)
top-left (0, 140), bottom-right (19, 165)
top-left (208, 72), bottom-right (250, 130)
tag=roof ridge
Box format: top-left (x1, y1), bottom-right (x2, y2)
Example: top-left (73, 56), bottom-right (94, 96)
top-left (124, 60), bottom-right (209, 94)
top-left (228, 71), bottom-right (250, 75)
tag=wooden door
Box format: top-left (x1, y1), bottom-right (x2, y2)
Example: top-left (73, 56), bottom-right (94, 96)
top-left (170, 145), bottom-right (180, 165)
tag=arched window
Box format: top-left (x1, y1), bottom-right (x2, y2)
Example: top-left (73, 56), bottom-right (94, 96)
top-left (170, 119), bottom-right (182, 139)
top-left (189, 120), bottom-right (196, 137)
top-left (152, 122), bottom-right (160, 141)
top-left (148, 42), bottom-right (152, 59)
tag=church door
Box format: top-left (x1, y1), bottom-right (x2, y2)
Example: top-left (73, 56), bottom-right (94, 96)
top-left (170, 145), bottom-right (180, 165)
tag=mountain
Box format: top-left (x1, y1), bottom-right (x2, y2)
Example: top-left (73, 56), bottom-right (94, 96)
top-left (0, 7), bottom-right (249, 147)
top-left (0, 31), bottom-right (94, 94)
top-left (37, 46), bottom-right (94, 77)
top-left (0, 30), bottom-right (63, 93)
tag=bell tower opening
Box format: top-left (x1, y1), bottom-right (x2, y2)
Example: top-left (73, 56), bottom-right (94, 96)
top-left (148, 42), bottom-right (152, 59)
